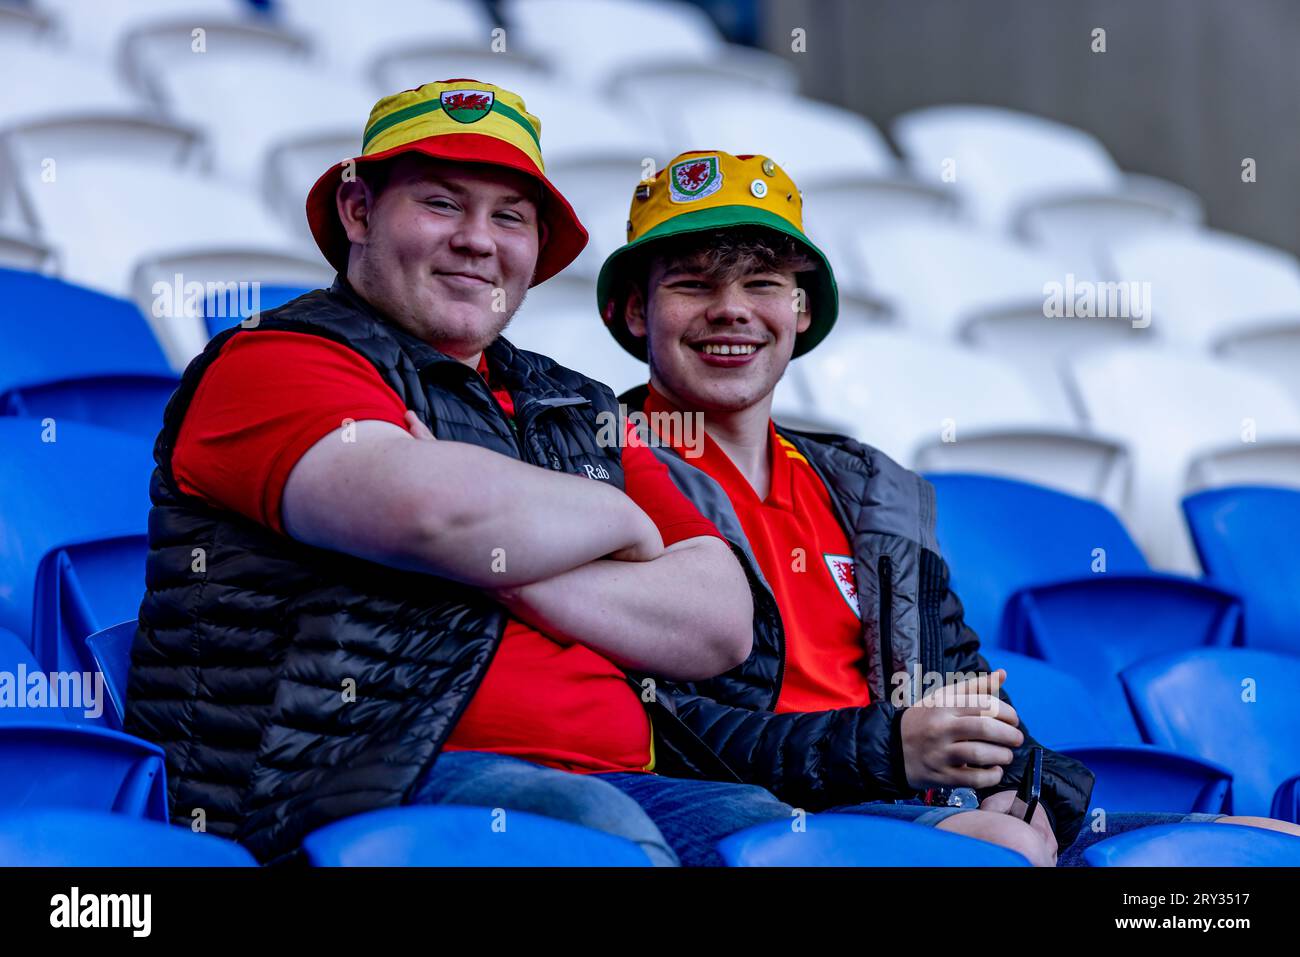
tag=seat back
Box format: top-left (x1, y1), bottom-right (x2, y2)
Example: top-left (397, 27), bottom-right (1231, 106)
top-left (717, 814), bottom-right (1030, 866)
top-left (1084, 822), bottom-right (1300, 867)
top-left (1121, 648), bottom-right (1300, 817)
top-left (303, 806), bottom-right (652, 866)
top-left (0, 809), bottom-right (256, 866)
top-left (929, 473), bottom-right (1147, 643)
top-left (0, 724), bottom-right (167, 820)
top-left (85, 620), bottom-right (139, 729)
top-left (0, 419), bottom-right (152, 660)
top-left (1183, 485), bottom-right (1300, 654)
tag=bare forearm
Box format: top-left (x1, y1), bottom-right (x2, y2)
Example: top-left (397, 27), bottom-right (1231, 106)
top-left (495, 536), bottom-right (753, 680)
top-left (283, 422), bottom-right (657, 587)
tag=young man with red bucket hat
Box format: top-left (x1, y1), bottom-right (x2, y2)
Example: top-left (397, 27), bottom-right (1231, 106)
top-left (124, 82), bottom-right (796, 866)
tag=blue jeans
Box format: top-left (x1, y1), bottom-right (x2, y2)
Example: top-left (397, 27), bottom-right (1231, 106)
top-left (408, 751), bottom-right (795, 866)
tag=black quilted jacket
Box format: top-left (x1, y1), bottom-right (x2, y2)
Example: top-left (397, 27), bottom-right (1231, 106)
top-left (620, 384), bottom-right (1096, 848)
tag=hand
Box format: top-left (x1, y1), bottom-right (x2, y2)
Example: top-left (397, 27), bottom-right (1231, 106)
top-left (900, 670), bottom-right (1024, 790)
top-left (405, 410), bottom-right (435, 441)
top-left (979, 789), bottom-right (1058, 864)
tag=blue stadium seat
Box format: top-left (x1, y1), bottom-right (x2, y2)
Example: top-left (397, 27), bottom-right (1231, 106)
top-left (85, 620), bottom-right (137, 730)
top-left (929, 473), bottom-right (1148, 643)
top-left (1084, 822), bottom-right (1300, 867)
top-left (1121, 648), bottom-right (1300, 819)
top-left (302, 806), bottom-right (653, 866)
top-left (1183, 486), bottom-right (1300, 654)
top-left (1271, 774), bottom-right (1300, 823)
top-left (0, 724), bottom-right (167, 820)
top-left (2, 627), bottom-right (70, 724)
top-left (0, 809), bottom-right (256, 866)
top-left (0, 419), bottom-right (152, 673)
top-left (203, 283), bottom-right (311, 337)
top-left (0, 268), bottom-right (178, 440)
top-left (1064, 746), bottom-right (1231, 815)
top-left (717, 814), bottom-right (1031, 866)
top-left (931, 474), bottom-right (1243, 742)
top-left (987, 651), bottom-right (1232, 814)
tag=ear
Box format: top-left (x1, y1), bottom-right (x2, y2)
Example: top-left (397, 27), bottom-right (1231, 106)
top-left (336, 178), bottom-right (376, 245)
top-left (623, 283), bottom-right (649, 340)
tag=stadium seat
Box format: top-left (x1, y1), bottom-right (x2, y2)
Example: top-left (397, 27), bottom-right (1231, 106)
top-left (1182, 486), bottom-right (1300, 654)
top-left (1121, 648), bottom-right (1300, 819)
top-left (0, 269), bottom-right (178, 439)
top-left (140, 39), bottom-right (373, 189)
top-left (504, 310), bottom-right (648, 396)
top-left (932, 474), bottom-right (1242, 740)
top-left (0, 724), bottom-right (166, 820)
top-left (0, 809), bottom-right (256, 866)
top-left (0, 419), bottom-right (152, 671)
top-left (1, 627), bottom-right (81, 725)
top-left (0, 232), bottom-right (56, 273)
top-left (85, 620), bottom-right (138, 730)
top-left (1068, 347), bottom-right (1300, 571)
top-left (505, 0), bottom-right (724, 88)
top-left (371, 46), bottom-right (556, 108)
top-left (131, 248), bottom-right (330, 367)
top-left (1271, 775), bottom-right (1300, 824)
top-left (38, 0), bottom-right (256, 62)
top-left (8, 146), bottom-right (308, 364)
top-left (1083, 823), bottom-right (1300, 867)
top-left (302, 805), bottom-right (653, 866)
top-left (891, 105), bottom-right (1202, 244)
top-left (986, 651), bottom-right (1233, 814)
top-left (275, 0), bottom-right (490, 74)
top-left (203, 283), bottom-right (312, 337)
top-left (716, 814), bottom-right (1030, 866)
top-left (850, 221), bottom-right (1147, 418)
top-left (801, 329), bottom-right (1131, 512)
top-left (1105, 227), bottom-right (1300, 352)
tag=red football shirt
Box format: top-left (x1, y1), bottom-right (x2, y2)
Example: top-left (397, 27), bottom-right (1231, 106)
top-left (643, 385), bottom-right (870, 713)
top-left (172, 331), bottom-right (720, 774)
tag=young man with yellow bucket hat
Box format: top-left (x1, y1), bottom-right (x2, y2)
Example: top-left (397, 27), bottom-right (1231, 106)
top-left (126, 82), bottom-right (784, 865)
top-left (597, 149), bottom-right (1100, 865)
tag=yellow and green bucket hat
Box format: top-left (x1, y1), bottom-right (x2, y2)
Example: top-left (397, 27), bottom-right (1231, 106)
top-left (306, 78), bottom-right (587, 285)
top-left (597, 149), bottom-right (838, 361)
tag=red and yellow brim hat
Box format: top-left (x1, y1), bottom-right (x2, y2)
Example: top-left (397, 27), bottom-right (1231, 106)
top-left (306, 79), bottom-right (588, 285)
top-left (597, 149), bottom-right (838, 360)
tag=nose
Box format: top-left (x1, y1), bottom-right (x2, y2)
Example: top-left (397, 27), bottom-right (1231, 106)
top-left (449, 209), bottom-right (496, 258)
top-left (704, 280), bottom-right (754, 325)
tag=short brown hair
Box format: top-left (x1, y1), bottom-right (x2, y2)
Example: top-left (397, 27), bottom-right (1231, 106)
top-left (619, 226), bottom-right (816, 309)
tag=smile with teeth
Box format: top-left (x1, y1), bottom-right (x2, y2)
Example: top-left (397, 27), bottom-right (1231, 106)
top-left (699, 343), bottom-right (760, 355)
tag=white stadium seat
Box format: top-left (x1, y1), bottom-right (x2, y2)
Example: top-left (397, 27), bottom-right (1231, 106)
top-left (130, 247), bottom-right (334, 368)
top-left (892, 104), bottom-right (1203, 269)
top-left (39, 0), bottom-right (256, 62)
top-left (504, 0), bottom-right (722, 89)
top-left (274, 0), bottom-right (491, 76)
top-left (1068, 347), bottom-right (1300, 571)
top-left (789, 326), bottom-right (1131, 512)
top-left (1105, 228), bottom-right (1300, 405)
top-left (504, 309), bottom-right (648, 397)
top-left (146, 46), bottom-right (375, 188)
top-left (850, 221), bottom-right (1145, 418)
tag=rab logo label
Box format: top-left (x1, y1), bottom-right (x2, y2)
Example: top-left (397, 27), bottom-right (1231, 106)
top-left (824, 554), bottom-right (860, 618)
top-left (440, 89), bottom-right (494, 123)
top-left (669, 155), bottom-right (722, 202)
top-left (584, 464), bottom-right (611, 480)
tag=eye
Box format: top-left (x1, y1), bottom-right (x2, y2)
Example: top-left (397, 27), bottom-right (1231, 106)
top-left (424, 198), bottom-right (458, 211)
top-left (495, 210), bottom-right (525, 224)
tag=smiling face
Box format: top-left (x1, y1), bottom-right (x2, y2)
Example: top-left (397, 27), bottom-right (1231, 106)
top-left (337, 153), bottom-right (543, 361)
top-left (623, 228), bottom-right (814, 415)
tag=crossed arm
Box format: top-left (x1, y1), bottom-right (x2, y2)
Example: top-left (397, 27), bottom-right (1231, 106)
top-left (280, 417), bottom-right (752, 680)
